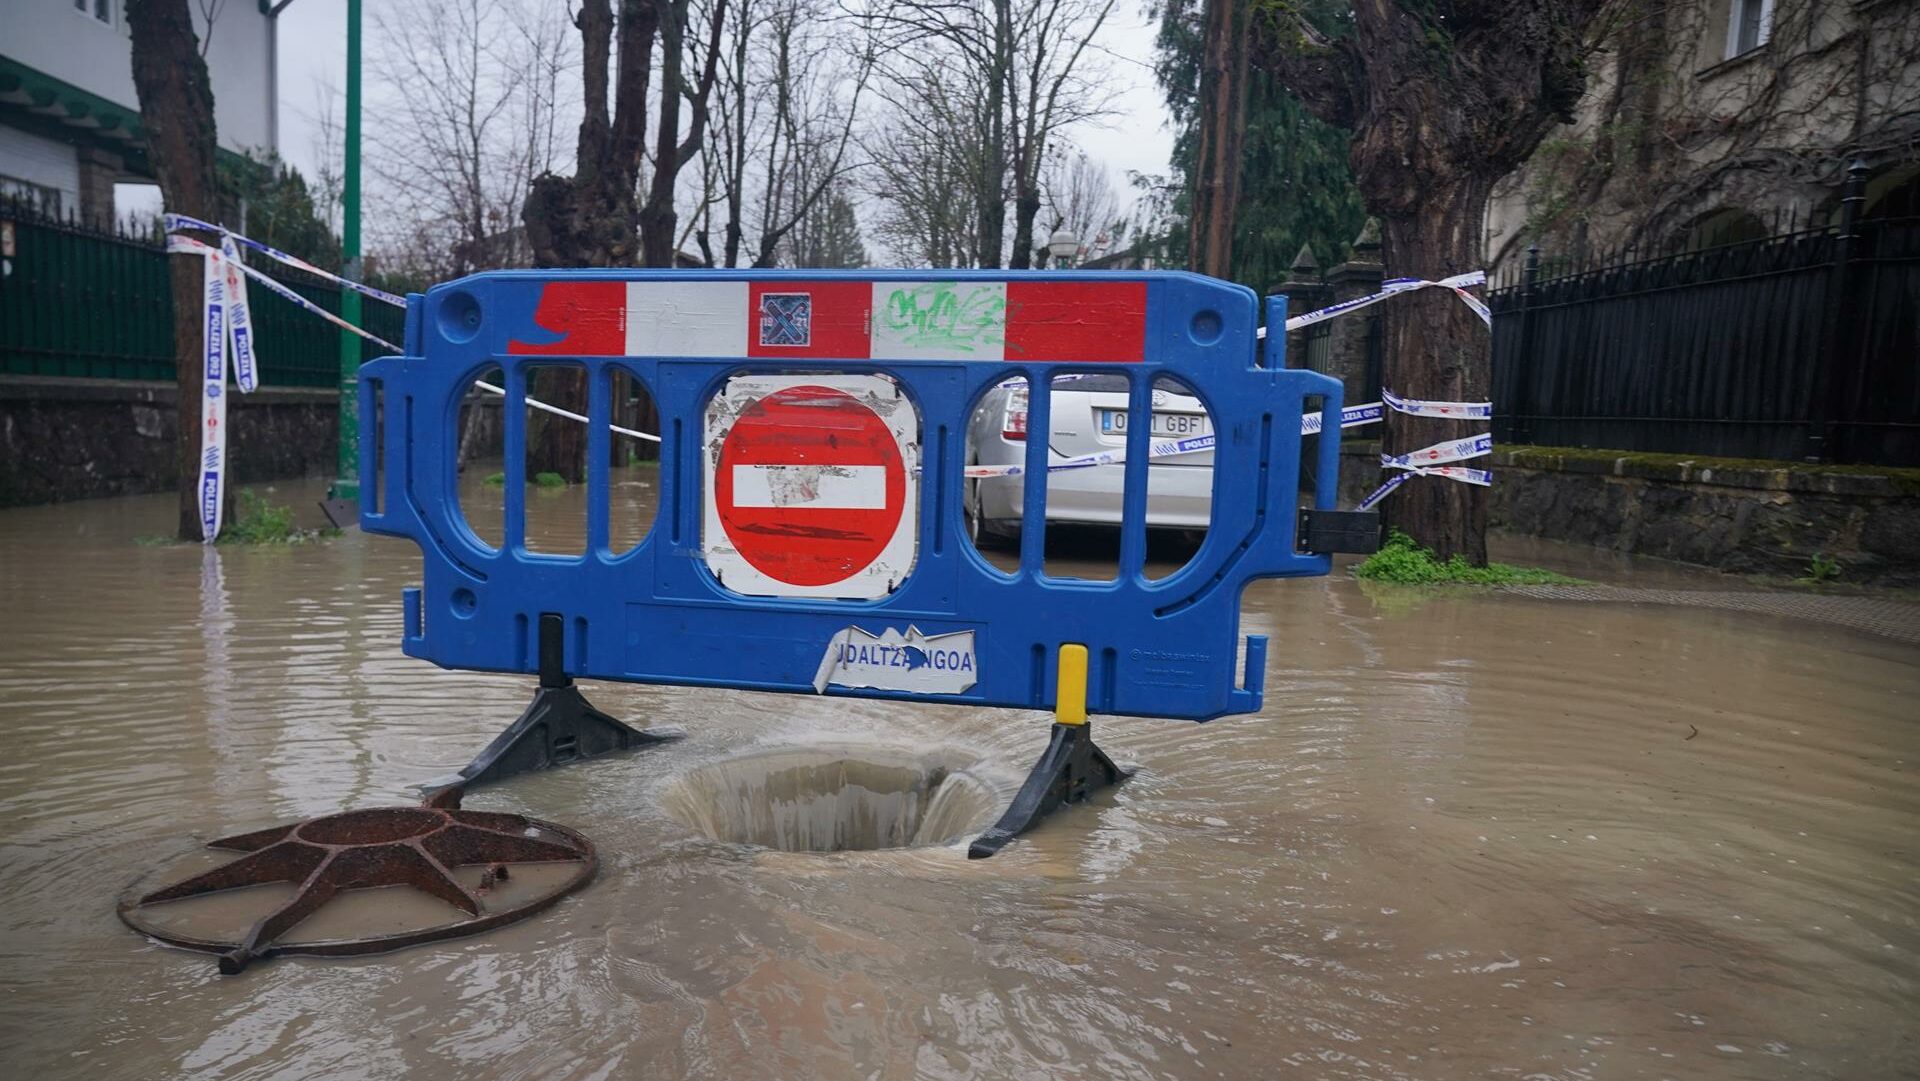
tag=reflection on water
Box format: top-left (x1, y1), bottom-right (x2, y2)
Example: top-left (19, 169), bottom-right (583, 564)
top-left (0, 471), bottom-right (1916, 1080)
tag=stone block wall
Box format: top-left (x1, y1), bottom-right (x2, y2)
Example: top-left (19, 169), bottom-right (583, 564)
top-left (0, 375), bottom-right (340, 507)
top-left (1338, 440), bottom-right (1920, 586)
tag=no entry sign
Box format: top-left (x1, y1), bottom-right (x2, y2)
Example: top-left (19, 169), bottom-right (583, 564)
top-left (703, 374), bottom-right (919, 599)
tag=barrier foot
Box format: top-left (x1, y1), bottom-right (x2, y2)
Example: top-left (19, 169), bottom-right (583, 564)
top-left (967, 721), bottom-right (1129, 859)
top-left (425, 614), bottom-right (680, 796)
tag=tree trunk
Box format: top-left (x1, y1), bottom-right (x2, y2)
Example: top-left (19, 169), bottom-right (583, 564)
top-left (638, 0), bottom-right (687, 268)
top-left (977, 0), bottom-right (1012, 269)
top-left (1254, 0), bottom-right (1604, 564)
top-left (1378, 178), bottom-right (1493, 565)
top-left (1191, 0), bottom-right (1248, 279)
top-left (127, 0), bottom-right (222, 541)
top-left (521, 0), bottom-right (658, 480)
top-left (1009, 188), bottom-right (1041, 269)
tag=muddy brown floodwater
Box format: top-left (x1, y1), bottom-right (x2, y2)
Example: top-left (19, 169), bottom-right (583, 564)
top-left (1, 470), bottom-right (1916, 1080)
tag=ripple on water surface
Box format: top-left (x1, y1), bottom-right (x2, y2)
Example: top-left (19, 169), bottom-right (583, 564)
top-left (0, 476), bottom-right (1915, 1080)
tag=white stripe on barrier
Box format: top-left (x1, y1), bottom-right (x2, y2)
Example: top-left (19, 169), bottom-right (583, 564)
top-left (731, 464), bottom-right (888, 509)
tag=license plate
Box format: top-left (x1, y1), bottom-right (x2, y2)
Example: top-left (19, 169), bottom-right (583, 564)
top-left (1100, 410), bottom-right (1209, 437)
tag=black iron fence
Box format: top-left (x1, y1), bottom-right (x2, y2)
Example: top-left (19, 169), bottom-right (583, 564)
top-left (0, 200), bottom-right (404, 388)
top-left (1490, 167), bottom-right (1920, 466)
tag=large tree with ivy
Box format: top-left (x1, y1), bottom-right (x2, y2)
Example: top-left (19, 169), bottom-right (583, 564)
top-left (1257, 0), bottom-right (1605, 564)
top-left (1152, 0), bottom-right (1365, 291)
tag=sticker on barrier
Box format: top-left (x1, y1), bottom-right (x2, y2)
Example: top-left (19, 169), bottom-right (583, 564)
top-left (704, 374), bottom-right (919, 599)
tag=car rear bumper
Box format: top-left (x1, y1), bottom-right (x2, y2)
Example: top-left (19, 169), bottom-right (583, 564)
top-left (977, 464), bottom-right (1212, 529)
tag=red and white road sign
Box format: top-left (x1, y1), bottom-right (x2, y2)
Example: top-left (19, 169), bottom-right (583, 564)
top-left (703, 374), bottom-right (919, 599)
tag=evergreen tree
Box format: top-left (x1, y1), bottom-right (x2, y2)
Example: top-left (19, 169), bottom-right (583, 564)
top-left (220, 154), bottom-right (341, 272)
top-left (1149, 0), bottom-right (1364, 289)
top-left (794, 192), bottom-right (870, 269)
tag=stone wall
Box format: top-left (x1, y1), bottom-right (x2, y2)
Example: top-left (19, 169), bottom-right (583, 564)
top-left (0, 375), bottom-right (340, 507)
top-left (1339, 440), bottom-right (1920, 586)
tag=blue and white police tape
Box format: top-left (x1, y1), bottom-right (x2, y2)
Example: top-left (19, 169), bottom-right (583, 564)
top-left (962, 400), bottom-right (1383, 478)
top-left (1382, 387), bottom-right (1490, 420)
top-left (1356, 466), bottom-right (1493, 511)
top-left (169, 235), bottom-right (406, 353)
top-left (1258, 270), bottom-right (1491, 339)
top-left (165, 213), bottom-right (408, 309)
top-left (1381, 432), bottom-right (1493, 471)
top-left (218, 234), bottom-right (258, 393)
top-left (197, 247), bottom-right (229, 542)
top-left (1302, 399), bottom-right (1382, 434)
top-left (466, 380), bottom-right (661, 443)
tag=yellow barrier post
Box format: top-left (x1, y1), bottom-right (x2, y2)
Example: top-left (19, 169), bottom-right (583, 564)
top-left (967, 642), bottom-right (1128, 857)
top-left (1055, 643), bottom-right (1089, 726)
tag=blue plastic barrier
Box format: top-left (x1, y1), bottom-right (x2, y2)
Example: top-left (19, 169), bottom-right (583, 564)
top-left (360, 270), bottom-right (1344, 722)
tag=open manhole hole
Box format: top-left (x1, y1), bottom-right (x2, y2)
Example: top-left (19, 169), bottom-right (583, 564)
top-left (660, 745), bottom-right (1001, 852)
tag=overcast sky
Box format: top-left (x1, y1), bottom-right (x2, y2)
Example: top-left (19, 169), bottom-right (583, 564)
top-left (269, 0), bottom-right (1177, 228)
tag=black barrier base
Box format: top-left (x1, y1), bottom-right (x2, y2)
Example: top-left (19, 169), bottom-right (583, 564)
top-left (319, 498), bottom-right (358, 531)
top-left (968, 722), bottom-right (1130, 858)
top-left (427, 614), bottom-right (680, 795)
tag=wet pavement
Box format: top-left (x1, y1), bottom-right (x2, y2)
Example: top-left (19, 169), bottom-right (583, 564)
top-left (1, 472), bottom-right (1915, 1079)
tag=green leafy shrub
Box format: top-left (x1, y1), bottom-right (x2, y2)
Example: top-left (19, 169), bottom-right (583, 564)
top-left (1799, 552), bottom-right (1842, 584)
top-left (1352, 530), bottom-right (1584, 586)
top-left (483, 471), bottom-right (506, 487)
top-left (533, 471), bottom-right (568, 489)
top-left (220, 490), bottom-right (334, 545)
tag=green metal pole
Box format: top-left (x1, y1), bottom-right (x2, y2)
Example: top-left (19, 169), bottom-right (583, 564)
top-left (330, 0), bottom-right (362, 504)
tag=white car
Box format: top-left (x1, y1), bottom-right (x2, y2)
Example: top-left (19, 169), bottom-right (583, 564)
top-left (964, 373), bottom-right (1214, 546)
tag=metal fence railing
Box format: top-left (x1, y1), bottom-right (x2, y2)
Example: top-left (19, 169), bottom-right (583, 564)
top-left (0, 200), bottom-right (405, 388)
top-left (1489, 166), bottom-right (1919, 466)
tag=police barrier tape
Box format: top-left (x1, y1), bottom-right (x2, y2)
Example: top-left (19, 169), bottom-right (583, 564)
top-left (1382, 387), bottom-right (1491, 420)
top-left (960, 400), bottom-right (1384, 478)
top-left (1355, 466), bottom-right (1492, 511)
top-left (166, 213), bottom-right (408, 309)
top-left (197, 244), bottom-right (229, 541)
top-left (219, 234), bottom-right (258, 393)
top-left (1256, 270), bottom-right (1491, 339)
top-left (1381, 432), bottom-right (1493, 471)
top-left (166, 235), bottom-right (404, 351)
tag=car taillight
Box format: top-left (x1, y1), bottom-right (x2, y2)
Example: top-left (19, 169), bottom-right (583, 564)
top-left (1002, 386), bottom-right (1028, 440)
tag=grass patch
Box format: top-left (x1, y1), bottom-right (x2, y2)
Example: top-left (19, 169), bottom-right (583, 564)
top-left (483, 471), bottom-right (506, 487)
top-left (1796, 552), bottom-right (1843, 584)
top-left (220, 489), bottom-right (337, 545)
top-left (533, 471), bottom-right (568, 489)
top-left (1353, 530), bottom-right (1586, 586)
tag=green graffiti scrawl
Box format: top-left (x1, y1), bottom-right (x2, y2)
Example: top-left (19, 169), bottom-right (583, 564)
top-left (879, 283), bottom-right (1007, 354)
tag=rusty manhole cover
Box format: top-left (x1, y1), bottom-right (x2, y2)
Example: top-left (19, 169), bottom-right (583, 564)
top-left (118, 788), bottom-right (595, 974)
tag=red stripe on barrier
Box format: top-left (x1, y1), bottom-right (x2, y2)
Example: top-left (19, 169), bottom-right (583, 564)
top-left (509, 281), bottom-right (625, 355)
top-left (745, 280), bottom-right (872, 359)
top-left (1004, 281), bottom-right (1146, 363)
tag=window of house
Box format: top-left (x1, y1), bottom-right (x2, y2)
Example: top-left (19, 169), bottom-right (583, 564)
top-left (0, 175), bottom-right (65, 216)
top-left (1725, 0), bottom-right (1774, 59)
top-left (74, 0), bottom-right (113, 25)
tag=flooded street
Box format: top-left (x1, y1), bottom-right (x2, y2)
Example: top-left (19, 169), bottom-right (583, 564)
top-left (1, 471), bottom-right (1916, 1080)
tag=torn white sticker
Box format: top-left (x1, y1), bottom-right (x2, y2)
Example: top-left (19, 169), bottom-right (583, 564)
top-left (813, 625), bottom-right (977, 695)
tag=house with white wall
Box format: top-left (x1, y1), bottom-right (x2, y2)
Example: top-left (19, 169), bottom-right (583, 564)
top-left (0, 0), bottom-right (282, 222)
